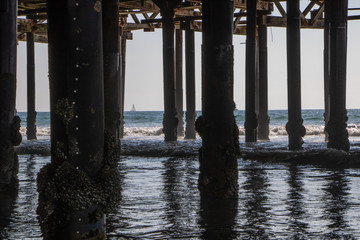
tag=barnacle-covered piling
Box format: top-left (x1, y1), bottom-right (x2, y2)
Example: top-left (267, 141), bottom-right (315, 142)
top-left (0, 0), bottom-right (21, 190)
top-left (38, 1), bottom-right (121, 239)
top-left (197, 0), bottom-right (239, 199)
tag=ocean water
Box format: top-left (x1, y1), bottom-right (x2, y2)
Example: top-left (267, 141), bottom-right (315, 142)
top-left (17, 109), bottom-right (360, 138)
top-left (2, 109), bottom-right (360, 239)
top-left (2, 155), bottom-right (360, 239)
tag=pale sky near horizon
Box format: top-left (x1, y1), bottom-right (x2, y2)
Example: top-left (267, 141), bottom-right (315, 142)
top-left (15, 1), bottom-right (360, 112)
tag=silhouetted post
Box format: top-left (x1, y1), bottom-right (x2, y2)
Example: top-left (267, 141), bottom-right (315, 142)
top-left (26, 28), bottom-right (37, 140)
top-left (326, 0), bottom-right (349, 151)
top-left (153, 0), bottom-right (179, 141)
top-left (245, 0), bottom-right (258, 142)
top-left (184, 22), bottom-right (196, 139)
top-left (324, 1), bottom-right (330, 141)
top-left (176, 29), bottom-right (184, 137)
top-left (119, 32), bottom-right (127, 139)
top-left (0, 0), bottom-right (21, 189)
top-left (286, 0), bottom-right (305, 150)
top-left (257, 13), bottom-right (270, 140)
top-left (38, 1), bottom-right (110, 239)
top-left (197, 0), bottom-right (239, 198)
top-left (103, 0), bottom-right (121, 141)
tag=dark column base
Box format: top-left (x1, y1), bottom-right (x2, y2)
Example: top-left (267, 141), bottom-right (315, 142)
top-left (26, 111), bottom-right (37, 140)
top-left (0, 148), bottom-right (18, 190)
top-left (37, 133), bottom-right (121, 240)
top-left (326, 120), bottom-right (350, 151)
top-left (185, 112), bottom-right (196, 140)
top-left (198, 146), bottom-right (239, 198)
top-left (0, 115), bottom-right (21, 189)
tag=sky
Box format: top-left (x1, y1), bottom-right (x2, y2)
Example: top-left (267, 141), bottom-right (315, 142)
top-left (15, 1), bottom-right (360, 112)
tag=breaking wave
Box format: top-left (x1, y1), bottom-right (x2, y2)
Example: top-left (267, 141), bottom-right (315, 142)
top-left (20, 124), bottom-right (360, 138)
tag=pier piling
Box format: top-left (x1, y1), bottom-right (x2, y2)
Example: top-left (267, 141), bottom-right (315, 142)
top-left (0, 0), bottom-right (21, 189)
top-left (197, 0), bottom-right (239, 198)
top-left (103, 0), bottom-right (121, 141)
top-left (326, 0), bottom-right (350, 151)
top-left (119, 29), bottom-right (127, 139)
top-left (38, 1), bottom-right (112, 238)
top-left (257, 13), bottom-right (270, 141)
top-left (176, 29), bottom-right (184, 137)
top-left (286, 0), bottom-right (305, 150)
top-left (154, 0), bottom-right (179, 141)
top-left (184, 22), bottom-right (196, 140)
top-left (26, 26), bottom-right (37, 140)
top-left (245, 0), bottom-right (258, 143)
top-left (324, 1), bottom-right (330, 142)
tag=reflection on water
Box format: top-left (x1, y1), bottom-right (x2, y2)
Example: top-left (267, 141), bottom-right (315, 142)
top-left (2, 155), bottom-right (360, 239)
top-left (287, 165), bottom-right (308, 237)
top-left (322, 170), bottom-right (352, 238)
top-left (0, 182), bottom-right (18, 240)
top-left (162, 157), bottom-right (200, 238)
top-left (199, 198), bottom-right (238, 240)
top-left (240, 162), bottom-right (270, 238)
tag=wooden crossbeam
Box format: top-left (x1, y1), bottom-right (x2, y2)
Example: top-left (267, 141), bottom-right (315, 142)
top-left (309, 3), bottom-right (325, 26)
top-left (274, 1), bottom-right (286, 17)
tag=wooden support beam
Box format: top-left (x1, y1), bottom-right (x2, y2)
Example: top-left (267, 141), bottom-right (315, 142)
top-left (119, 36), bottom-right (127, 139)
top-left (199, 0), bottom-right (239, 198)
top-left (257, 14), bottom-right (269, 141)
top-left (103, 0), bottom-right (121, 140)
top-left (274, 1), bottom-right (286, 17)
top-left (0, 0), bottom-right (21, 189)
top-left (324, 0), bottom-right (330, 142)
top-left (309, 3), bottom-right (325, 26)
top-left (176, 29), bottom-right (184, 137)
top-left (38, 1), bottom-right (109, 238)
top-left (153, 0), bottom-right (181, 141)
top-left (26, 30), bottom-right (37, 140)
top-left (184, 22), bottom-right (196, 140)
top-left (326, 0), bottom-right (350, 151)
top-left (245, 0), bottom-right (258, 143)
top-left (286, 0), bottom-right (305, 150)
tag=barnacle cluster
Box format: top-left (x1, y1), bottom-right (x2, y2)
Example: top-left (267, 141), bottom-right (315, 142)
top-left (37, 131), bottom-right (121, 239)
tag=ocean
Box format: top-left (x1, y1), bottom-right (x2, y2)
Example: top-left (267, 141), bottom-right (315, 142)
top-left (2, 109), bottom-right (360, 239)
top-left (16, 109), bottom-right (360, 139)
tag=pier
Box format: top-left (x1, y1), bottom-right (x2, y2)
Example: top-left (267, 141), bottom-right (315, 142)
top-left (0, 0), bottom-right (359, 238)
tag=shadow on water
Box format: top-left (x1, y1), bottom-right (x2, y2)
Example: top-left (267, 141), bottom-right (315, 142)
top-left (105, 157), bottom-right (126, 238)
top-left (162, 157), bottom-right (200, 238)
top-left (322, 169), bottom-right (353, 239)
top-left (240, 162), bottom-right (270, 239)
top-left (0, 181), bottom-right (18, 240)
top-left (287, 165), bottom-right (309, 237)
top-left (199, 197), bottom-right (238, 240)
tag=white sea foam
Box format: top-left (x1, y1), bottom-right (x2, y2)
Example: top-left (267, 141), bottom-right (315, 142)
top-left (19, 124), bottom-right (360, 138)
top-left (20, 127), bottom-right (51, 136)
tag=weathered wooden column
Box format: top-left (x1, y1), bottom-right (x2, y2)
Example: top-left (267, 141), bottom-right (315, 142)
top-left (245, 0), bottom-right (258, 143)
top-left (26, 26), bottom-right (37, 140)
top-left (176, 29), bottom-right (184, 137)
top-left (0, 0), bottom-right (22, 190)
top-left (257, 13), bottom-right (270, 140)
top-left (119, 26), bottom-right (127, 139)
top-left (324, 1), bottom-right (330, 141)
top-left (37, 1), bottom-right (120, 239)
top-left (196, 0), bottom-right (239, 198)
top-left (286, 0), bottom-right (305, 150)
top-left (153, 0), bottom-right (179, 141)
top-left (103, 0), bottom-right (121, 141)
top-left (184, 22), bottom-right (196, 139)
top-left (325, 0), bottom-right (349, 151)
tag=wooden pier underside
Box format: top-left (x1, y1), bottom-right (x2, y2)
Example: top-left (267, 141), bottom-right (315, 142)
top-left (17, 0), bottom-right (360, 43)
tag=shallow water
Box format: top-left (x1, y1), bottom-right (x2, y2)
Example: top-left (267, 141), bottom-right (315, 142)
top-left (2, 154), bottom-right (360, 239)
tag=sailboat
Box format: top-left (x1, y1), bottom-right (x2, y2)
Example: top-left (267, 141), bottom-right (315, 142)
top-left (131, 104), bottom-right (136, 112)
